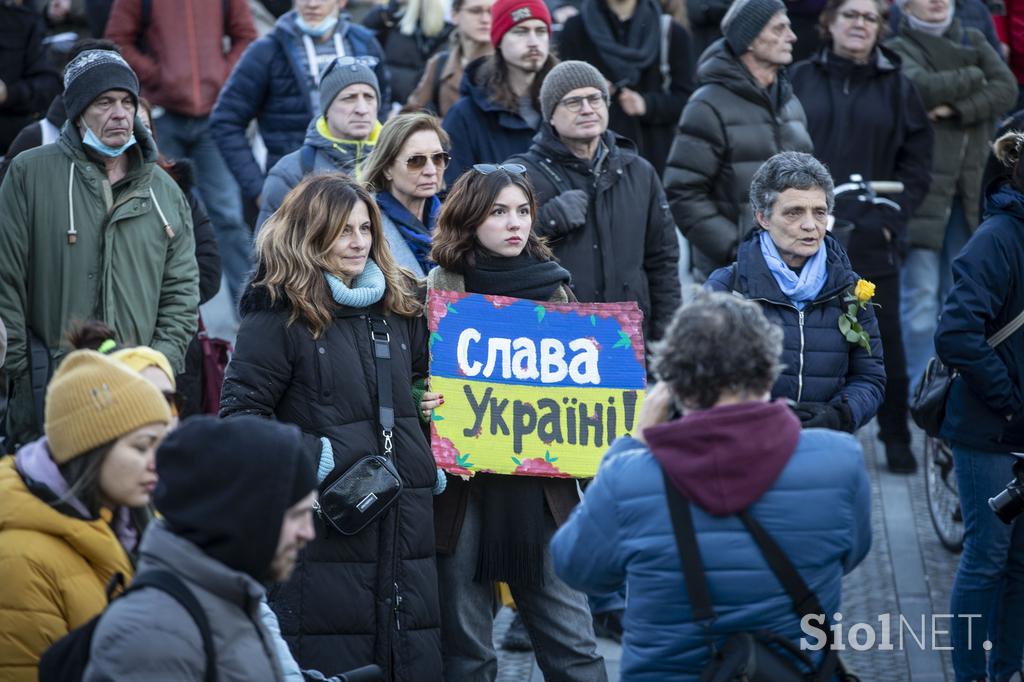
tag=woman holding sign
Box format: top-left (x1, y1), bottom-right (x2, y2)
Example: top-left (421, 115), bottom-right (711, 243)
top-left (219, 173), bottom-right (442, 680)
top-left (424, 165), bottom-right (607, 681)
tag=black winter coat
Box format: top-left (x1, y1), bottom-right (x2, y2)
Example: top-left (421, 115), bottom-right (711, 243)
top-left (0, 95), bottom-right (64, 185)
top-left (558, 4), bottom-right (695, 175)
top-left (790, 47), bottom-right (933, 277)
top-left (508, 126), bottom-right (681, 343)
top-left (663, 39), bottom-right (813, 278)
top-left (219, 281), bottom-right (441, 681)
top-left (0, 4), bottom-right (61, 155)
top-left (363, 5), bottom-right (453, 105)
top-left (937, 182), bottom-right (1024, 452)
top-left (705, 233), bottom-right (886, 430)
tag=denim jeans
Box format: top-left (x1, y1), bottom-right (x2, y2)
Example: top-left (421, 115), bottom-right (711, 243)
top-left (154, 111), bottom-right (253, 303)
top-left (901, 197), bottom-right (972, 395)
top-left (950, 447), bottom-right (1024, 681)
top-left (437, 486), bottom-right (606, 682)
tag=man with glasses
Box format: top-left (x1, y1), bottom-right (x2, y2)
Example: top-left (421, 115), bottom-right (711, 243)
top-left (442, 0), bottom-right (555, 182)
top-left (663, 0), bottom-right (812, 280)
top-left (256, 59), bottom-right (382, 230)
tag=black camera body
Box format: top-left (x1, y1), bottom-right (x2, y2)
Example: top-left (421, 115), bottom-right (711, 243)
top-left (988, 457), bottom-right (1024, 524)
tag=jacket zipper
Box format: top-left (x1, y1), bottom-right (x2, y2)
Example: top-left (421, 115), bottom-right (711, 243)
top-left (797, 310), bottom-right (806, 403)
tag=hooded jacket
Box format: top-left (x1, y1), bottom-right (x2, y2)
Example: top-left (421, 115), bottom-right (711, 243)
top-left (442, 57), bottom-right (541, 184)
top-left (507, 126), bottom-right (680, 343)
top-left (256, 116), bottom-right (382, 231)
top-left (885, 19), bottom-right (1017, 250)
top-left (790, 46), bottom-right (933, 277)
top-left (84, 522), bottom-right (286, 682)
top-left (219, 280), bottom-right (441, 680)
top-left (936, 182), bottom-right (1024, 452)
top-left (211, 10), bottom-right (389, 200)
top-left (0, 442), bottom-right (134, 681)
top-left (550, 401), bottom-right (871, 681)
top-left (0, 120), bottom-right (199, 450)
top-left (663, 39), bottom-right (813, 278)
top-left (705, 233), bottom-right (886, 430)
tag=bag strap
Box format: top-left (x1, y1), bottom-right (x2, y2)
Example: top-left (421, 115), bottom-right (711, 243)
top-left (368, 316), bottom-right (394, 456)
top-left (431, 51), bottom-right (449, 114)
top-left (299, 144), bottom-right (316, 176)
top-left (659, 14), bottom-right (672, 94)
top-left (662, 471), bottom-right (716, 622)
top-left (128, 570), bottom-right (217, 682)
top-left (987, 307), bottom-right (1024, 348)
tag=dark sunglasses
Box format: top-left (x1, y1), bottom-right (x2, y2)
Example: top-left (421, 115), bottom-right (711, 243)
top-left (406, 152), bottom-right (451, 170)
top-left (472, 163), bottom-right (527, 175)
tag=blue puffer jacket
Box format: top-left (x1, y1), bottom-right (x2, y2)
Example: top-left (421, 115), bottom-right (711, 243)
top-left (705, 233), bottom-right (886, 429)
top-left (551, 401), bottom-right (871, 681)
top-left (211, 11), bottom-right (388, 200)
top-left (442, 57), bottom-right (539, 184)
top-left (936, 182), bottom-right (1024, 452)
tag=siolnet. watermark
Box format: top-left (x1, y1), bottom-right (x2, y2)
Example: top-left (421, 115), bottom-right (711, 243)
top-left (800, 612), bottom-right (987, 652)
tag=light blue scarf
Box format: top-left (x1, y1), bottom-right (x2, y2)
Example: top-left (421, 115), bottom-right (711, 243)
top-left (758, 231), bottom-right (828, 310)
top-left (324, 259), bottom-right (386, 308)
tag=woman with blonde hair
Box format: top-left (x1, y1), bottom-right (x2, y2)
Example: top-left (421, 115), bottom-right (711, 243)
top-left (363, 0), bottom-right (454, 104)
top-left (363, 112), bottom-right (450, 277)
top-left (219, 172), bottom-right (441, 680)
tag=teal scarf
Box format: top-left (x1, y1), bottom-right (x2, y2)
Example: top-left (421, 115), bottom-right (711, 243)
top-left (324, 259), bottom-right (386, 308)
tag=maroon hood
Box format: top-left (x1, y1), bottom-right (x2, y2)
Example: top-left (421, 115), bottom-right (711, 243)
top-left (644, 400), bottom-right (801, 516)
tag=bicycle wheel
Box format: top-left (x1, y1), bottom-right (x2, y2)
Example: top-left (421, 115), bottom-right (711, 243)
top-left (924, 436), bottom-right (964, 553)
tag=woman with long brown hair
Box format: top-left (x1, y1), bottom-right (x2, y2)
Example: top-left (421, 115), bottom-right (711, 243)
top-left (425, 165), bottom-right (606, 681)
top-left (219, 172), bottom-right (441, 680)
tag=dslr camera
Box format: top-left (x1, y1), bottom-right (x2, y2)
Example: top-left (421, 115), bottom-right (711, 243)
top-left (988, 455), bottom-right (1024, 524)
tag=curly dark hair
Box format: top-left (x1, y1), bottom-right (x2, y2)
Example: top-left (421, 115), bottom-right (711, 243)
top-left (652, 292), bottom-right (783, 409)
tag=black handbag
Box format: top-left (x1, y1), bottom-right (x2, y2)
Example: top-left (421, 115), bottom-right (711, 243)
top-left (910, 309), bottom-right (1024, 438)
top-left (662, 472), bottom-right (850, 682)
top-left (314, 317), bottom-right (403, 536)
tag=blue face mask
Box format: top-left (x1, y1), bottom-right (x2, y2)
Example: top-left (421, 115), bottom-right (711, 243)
top-left (296, 12), bottom-right (339, 37)
top-left (81, 124), bottom-right (137, 157)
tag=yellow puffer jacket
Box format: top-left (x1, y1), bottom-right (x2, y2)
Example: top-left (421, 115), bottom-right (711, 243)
top-left (0, 455), bottom-right (133, 682)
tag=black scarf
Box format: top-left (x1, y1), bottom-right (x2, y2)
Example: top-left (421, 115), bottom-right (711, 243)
top-left (580, 0), bottom-right (661, 87)
top-left (464, 250), bottom-right (571, 587)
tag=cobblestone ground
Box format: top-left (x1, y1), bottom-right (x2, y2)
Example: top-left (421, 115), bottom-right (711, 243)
top-left (495, 421), bottom-right (962, 681)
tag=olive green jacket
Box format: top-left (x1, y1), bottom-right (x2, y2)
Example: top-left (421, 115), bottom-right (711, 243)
top-left (0, 120), bottom-right (198, 447)
top-left (885, 19), bottom-right (1017, 250)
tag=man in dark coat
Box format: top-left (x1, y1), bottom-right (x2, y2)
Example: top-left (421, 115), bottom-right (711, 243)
top-left (0, 1), bottom-right (61, 155)
top-left (664, 0), bottom-right (813, 279)
top-left (442, 0), bottom-right (555, 183)
top-left (508, 60), bottom-right (680, 346)
top-left (558, 0), bottom-right (694, 175)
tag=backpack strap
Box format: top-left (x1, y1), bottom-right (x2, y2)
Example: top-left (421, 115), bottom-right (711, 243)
top-left (431, 50), bottom-right (449, 115)
top-left (129, 570), bottom-right (218, 682)
top-left (662, 471), bottom-right (716, 622)
top-left (659, 14), bottom-right (672, 94)
top-left (532, 156), bottom-right (572, 195)
top-left (300, 144), bottom-right (316, 176)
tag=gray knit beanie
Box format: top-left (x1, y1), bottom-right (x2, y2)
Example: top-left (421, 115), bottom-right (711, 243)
top-left (319, 59), bottom-right (381, 117)
top-left (721, 0), bottom-right (786, 54)
top-left (63, 49), bottom-right (139, 123)
top-left (539, 61), bottom-right (610, 122)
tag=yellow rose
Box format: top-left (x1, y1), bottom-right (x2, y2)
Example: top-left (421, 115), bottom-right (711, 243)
top-left (855, 279), bottom-right (876, 303)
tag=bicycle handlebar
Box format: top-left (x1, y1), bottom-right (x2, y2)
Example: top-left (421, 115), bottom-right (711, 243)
top-left (833, 180), bottom-right (905, 196)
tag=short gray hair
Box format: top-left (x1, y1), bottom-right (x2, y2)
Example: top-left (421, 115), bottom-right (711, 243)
top-left (652, 292), bottom-right (783, 409)
top-left (749, 151), bottom-right (835, 220)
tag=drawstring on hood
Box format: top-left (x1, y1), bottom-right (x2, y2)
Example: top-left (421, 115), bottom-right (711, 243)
top-left (65, 164), bottom-right (177, 246)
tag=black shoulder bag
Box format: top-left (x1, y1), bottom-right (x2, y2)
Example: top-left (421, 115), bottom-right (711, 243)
top-left (662, 472), bottom-right (854, 682)
top-left (314, 316), bottom-right (403, 536)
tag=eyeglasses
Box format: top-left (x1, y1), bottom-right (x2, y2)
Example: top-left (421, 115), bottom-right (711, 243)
top-left (472, 163), bottom-right (527, 175)
top-left (558, 93), bottom-right (607, 113)
top-left (838, 9), bottom-right (881, 24)
top-left (406, 152), bottom-right (451, 170)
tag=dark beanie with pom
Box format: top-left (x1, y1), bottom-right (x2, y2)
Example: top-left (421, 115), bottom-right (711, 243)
top-left (153, 415), bottom-right (317, 582)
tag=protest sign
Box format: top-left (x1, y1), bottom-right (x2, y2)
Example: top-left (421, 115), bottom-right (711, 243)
top-left (427, 291), bottom-right (646, 479)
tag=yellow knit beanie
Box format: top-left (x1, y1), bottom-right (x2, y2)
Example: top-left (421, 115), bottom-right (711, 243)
top-left (45, 350), bottom-right (172, 464)
top-left (111, 346), bottom-right (176, 389)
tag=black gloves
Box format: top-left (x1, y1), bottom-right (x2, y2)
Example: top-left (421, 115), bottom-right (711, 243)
top-left (790, 401), bottom-right (855, 433)
top-left (544, 189), bottom-right (589, 233)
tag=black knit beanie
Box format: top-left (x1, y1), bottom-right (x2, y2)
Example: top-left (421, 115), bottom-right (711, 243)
top-left (721, 0), bottom-right (786, 54)
top-left (63, 49), bottom-right (140, 123)
top-left (153, 415), bottom-right (318, 582)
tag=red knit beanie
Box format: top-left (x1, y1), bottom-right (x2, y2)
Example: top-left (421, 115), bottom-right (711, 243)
top-left (490, 0), bottom-right (552, 48)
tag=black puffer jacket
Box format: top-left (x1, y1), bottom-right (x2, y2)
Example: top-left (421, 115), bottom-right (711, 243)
top-left (219, 280), bottom-right (441, 681)
top-left (663, 38), bottom-right (813, 278)
top-left (508, 126), bottom-right (680, 343)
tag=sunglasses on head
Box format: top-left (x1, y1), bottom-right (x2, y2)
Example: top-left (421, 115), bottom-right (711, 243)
top-left (322, 55), bottom-right (380, 78)
top-left (405, 152), bottom-right (451, 170)
top-left (472, 163), bottom-right (527, 175)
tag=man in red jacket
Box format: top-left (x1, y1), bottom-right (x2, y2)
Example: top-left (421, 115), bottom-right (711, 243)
top-left (105, 0), bottom-right (257, 303)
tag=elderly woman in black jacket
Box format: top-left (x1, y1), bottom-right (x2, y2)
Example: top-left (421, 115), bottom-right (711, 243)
top-left (219, 173), bottom-right (441, 680)
top-left (790, 0), bottom-right (932, 472)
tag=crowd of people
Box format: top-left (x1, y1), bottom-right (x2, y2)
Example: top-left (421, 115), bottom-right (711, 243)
top-left (1, 0), bottom-right (1024, 680)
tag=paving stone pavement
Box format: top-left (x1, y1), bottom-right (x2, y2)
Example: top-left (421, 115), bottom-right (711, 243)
top-left (494, 420), bottom-right (962, 681)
